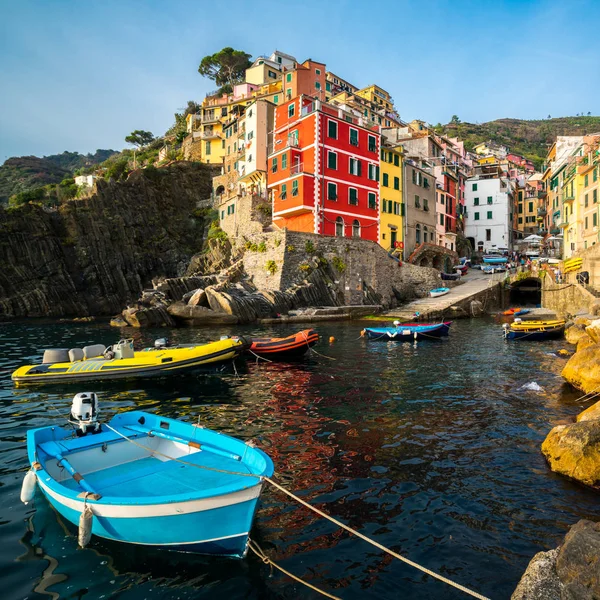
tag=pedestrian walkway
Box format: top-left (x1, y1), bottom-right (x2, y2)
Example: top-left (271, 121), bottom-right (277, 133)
top-left (382, 271), bottom-right (504, 321)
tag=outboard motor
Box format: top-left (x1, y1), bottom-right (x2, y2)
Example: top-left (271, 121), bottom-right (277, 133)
top-left (154, 337), bottom-right (169, 349)
top-left (70, 392), bottom-right (101, 436)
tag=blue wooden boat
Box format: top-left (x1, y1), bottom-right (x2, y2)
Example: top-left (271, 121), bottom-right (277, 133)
top-left (22, 397), bottom-right (273, 557)
top-left (513, 309), bottom-right (531, 316)
top-left (503, 321), bottom-right (565, 341)
top-left (364, 321), bottom-right (452, 341)
top-left (429, 287), bottom-right (450, 298)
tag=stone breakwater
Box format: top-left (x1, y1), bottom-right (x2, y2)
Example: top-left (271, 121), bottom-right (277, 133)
top-left (116, 230), bottom-right (445, 327)
top-left (0, 162), bottom-right (216, 318)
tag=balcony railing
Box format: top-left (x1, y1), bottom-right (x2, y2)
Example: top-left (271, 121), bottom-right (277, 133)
top-left (202, 113), bottom-right (220, 124)
top-left (550, 227), bottom-right (561, 235)
top-left (537, 207), bottom-right (547, 216)
top-left (563, 192), bottom-right (575, 202)
top-left (290, 162), bottom-right (304, 175)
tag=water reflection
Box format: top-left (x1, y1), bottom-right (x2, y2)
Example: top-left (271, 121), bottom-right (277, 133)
top-left (1, 319), bottom-right (598, 599)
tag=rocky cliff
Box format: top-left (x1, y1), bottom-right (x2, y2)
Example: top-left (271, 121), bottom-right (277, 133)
top-left (0, 162), bottom-right (215, 318)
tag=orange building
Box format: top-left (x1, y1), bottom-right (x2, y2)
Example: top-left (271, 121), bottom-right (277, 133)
top-left (282, 59), bottom-right (326, 103)
top-left (268, 95), bottom-right (381, 241)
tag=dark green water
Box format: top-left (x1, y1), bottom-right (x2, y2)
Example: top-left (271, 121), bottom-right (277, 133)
top-left (0, 318), bottom-right (597, 600)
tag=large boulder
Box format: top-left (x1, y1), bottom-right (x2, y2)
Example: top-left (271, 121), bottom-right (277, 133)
top-left (565, 323), bottom-right (588, 345)
top-left (512, 520), bottom-right (600, 600)
top-left (167, 301), bottom-right (238, 325)
top-left (122, 306), bottom-right (175, 328)
top-left (541, 421), bottom-right (600, 488)
top-left (511, 548), bottom-right (562, 600)
top-left (585, 318), bottom-right (600, 343)
top-left (576, 334), bottom-right (595, 352)
top-left (562, 343), bottom-right (600, 394)
top-left (187, 288), bottom-right (207, 307)
top-left (577, 401), bottom-right (600, 423)
top-left (555, 519), bottom-right (600, 597)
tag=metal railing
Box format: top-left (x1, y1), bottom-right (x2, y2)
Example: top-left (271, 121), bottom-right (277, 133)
top-left (290, 162), bottom-right (304, 175)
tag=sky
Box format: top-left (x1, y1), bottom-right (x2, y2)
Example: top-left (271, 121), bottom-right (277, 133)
top-left (1, 0), bottom-right (599, 161)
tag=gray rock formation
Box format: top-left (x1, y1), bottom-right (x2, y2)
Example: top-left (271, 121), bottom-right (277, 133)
top-left (0, 162), bottom-right (216, 318)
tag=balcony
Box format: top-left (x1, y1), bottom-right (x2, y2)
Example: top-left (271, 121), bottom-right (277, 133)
top-left (537, 207), bottom-right (547, 217)
top-left (287, 136), bottom-right (300, 148)
top-left (290, 162), bottom-right (305, 175)
top-left (550, 227), bottom-right (560, 235)
top-left (563, 192), bottom-right (575, 202)
top-left (202, 113), bottom-right (220, 124)
top-left (559, 219), bottom-right (569, 229)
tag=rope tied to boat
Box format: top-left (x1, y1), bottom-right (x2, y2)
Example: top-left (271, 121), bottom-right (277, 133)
top-left (248, 539), bottom-right (341, 599)
top-left (102, 423), bottom-right (490, 599)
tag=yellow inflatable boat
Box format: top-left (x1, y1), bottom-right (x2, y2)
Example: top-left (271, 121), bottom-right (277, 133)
top-left (509, 319), bottom-right (566, 330)
top-left (12, 338), bottom-right (245, 386)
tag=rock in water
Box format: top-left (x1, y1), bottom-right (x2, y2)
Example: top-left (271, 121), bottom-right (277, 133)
top-left (577, 401), bottom-right (600, 423)
top-left (562, 343), bottom-right (600, 394)
top-left (511, 548), bottom-right (562, 600)
top-left (556, 519), bottom-right (600, 598)
top-left (541, 421), bottom-right (600, 488)
top-left (565, 323), bottom-right (589, 345)
top-left (110, 316), bottom-right (128, 327)
top-left (187, 288), bottom-right (207, 307)
top-left (512, 520), bottom-right (600, 599)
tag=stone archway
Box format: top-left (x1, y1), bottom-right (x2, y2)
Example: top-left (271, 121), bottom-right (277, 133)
top-left (419, 256), bottom-right (431, 268)
top-left (432, 255), bottom-right (444, 271)
top-left (509, 277), bottom-right (542, 306)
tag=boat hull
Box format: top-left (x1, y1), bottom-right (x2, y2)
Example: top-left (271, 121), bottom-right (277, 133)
top-left (37, 478), bottom-right (262, 557)
top-left (505, 325), bottom-right (565, 341)
top-left (248, 329), bottom-right (318, 359)
top-left (12, 340), bottom-right (244, 386)
top-left (365, 322), bottom-right (452, 341)
top-left (482, 256), bottom-right (508, 264)
top-left (429, 288), bottom-right (450, 298)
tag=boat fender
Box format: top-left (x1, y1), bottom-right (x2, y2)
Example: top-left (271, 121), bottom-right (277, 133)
top-left (514, 318), bottom-right (522, 323)
top-left (360, 329), bottom-right (365, 337)
top-left (329, 336), bottom-right (335, 343)
top-left (78, 501), bottom-right (94, 548)
top-left (20, 470), bottom-right (37, 504)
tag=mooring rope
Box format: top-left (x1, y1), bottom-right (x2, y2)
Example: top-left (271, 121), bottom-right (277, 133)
top-left (248, 539), bottom-right (341, 599)
top-left (100, 422), bottom-right (489, 599)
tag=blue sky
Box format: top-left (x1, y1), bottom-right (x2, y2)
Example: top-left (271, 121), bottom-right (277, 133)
top-left (1, 0), bottom-right (599, 161)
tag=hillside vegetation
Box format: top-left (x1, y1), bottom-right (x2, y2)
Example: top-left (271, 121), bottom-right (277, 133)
top-left (0, 150), bottom-right (116, 203)
top-left (439, 116), bottom-right (600, 168)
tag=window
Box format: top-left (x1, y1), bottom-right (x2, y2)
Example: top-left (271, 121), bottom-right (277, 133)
top-left (392, 201), bottom-right (399, 215)
top-left (368, 192), bottom-right (376, 209)
top-left (327, 151), bottom-right (337, 170)
top-left (368, 135), bottom-right (376, 152)
top-left (585, 217), bottom-right (589, 229)
top-left (326, 81), bottom-right (331, 92)
top-left (352, 219), bottom-right (360, 237)
top-left (423, 199), bottom-right (429, 211)
top-left (518, 203), bottom-right (523, 213)
top-left (474, 197), bottom-right (479, 206)
top-left (273, 94), bottom-right (279, 103)
top-left (393, 176), bottom-right (400, 190)
top-left (394, 154), bottom-right (399, 166)
top-left (472, 183), bottom-right (478, 191)
top-left (349, 188), bottom-right (358, 205)
top-left (595, 213), bottom-right (598, 227)
top-left (440, 214), bottom-right (444, 225)
top-left (315, 68), bottom-right (321, 75)
top-left (268, 70), bottom-right (277, 79)
top-left (415, 195), bottom-right (420, 208)
top-left (416, 224), bottom-right (421, 244)
top-left (585, 174), bottom-right (589, 187)
top-left (412, 169), bottom-right (417, 184)
top-left (423, 177), bottom-right (429, 189)
top-left (205, 141), bottom-right (211, 155)
top-left (585, 194), bottom-right (589, 207)
top-left (221, 210), bottom-right (224, 219)
top-left (272, 157), bottom-right (278, 173)
top-left (594, 189), bottom-right (598, 204)
top-left (368, 163), bottom-right (377, 180)
top-left (528, 202), bottom-right (533, 212)
top-left (518, 217), bottom-right (523, 224)
top-left (423, 226), bottom-right (428, 243)
top-left (281, 153), bottom-right (287, 170)
top-left (328, 120), bottom-right (337, 139)
top-left (400, 203), bottom-right (405, 216)
top-left (350, 158), bottom-right (362, 176)
top-left (315, 82), bottom-right (321, 90)
top-left (335, 217), bottom-right (344, 237)
top-left (349, 128), bottom-right (359, 146)
top-left (474, 212), bottom-right (480, 220)
top-left (286, 73), bottom-right (292, 82)
top-left (327, 182), bottom-right (337, 200)
top-left (286, 88), bottom-right (292, 98)
top-left (486, 229), bottom-right (491, 242)
top-left (382, 173), bottom-right (389, 187)
top-left (487, 196), bottom-right (493, 204)
top-left (292, 180), bottom-right (298, 196)
top-left (487, 211), bottom-right (493, 219)
top-left (594, 168), bottom-right (598, 182)
top-left (288, 103), bottom-right (295, 118)
top-left (222, 140), bottom-right (225, 149)
top-left (280, 184), bottom-right (287, 200)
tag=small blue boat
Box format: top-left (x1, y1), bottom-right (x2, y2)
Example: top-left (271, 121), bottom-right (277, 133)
top-left (429, 287), bottom-right (450, 298)
top-left (364, 321), bottom-right (452, 341)
top-left (513, 309), bottom-right (530, 316)
top-left (22, 396), bottom-right (273, 557)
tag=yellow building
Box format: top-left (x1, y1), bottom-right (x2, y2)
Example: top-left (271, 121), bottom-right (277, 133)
top-left (580, 135), bottom-right (600, 250)
top-left (379, 143), bottom-right (404, 251)
top-left (561, 154), bottom-right (579, 258)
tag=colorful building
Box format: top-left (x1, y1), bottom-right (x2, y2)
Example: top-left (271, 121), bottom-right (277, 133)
top-left (268, 95), bottom-right (381, 241)
top-left (379, 142), bottom-right (404, 251)
top-left (580, 135), bottom-right (600, 250)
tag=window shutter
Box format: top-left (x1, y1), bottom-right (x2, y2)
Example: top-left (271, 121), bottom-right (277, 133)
top-left (357, 160), bottom-right (362, 177)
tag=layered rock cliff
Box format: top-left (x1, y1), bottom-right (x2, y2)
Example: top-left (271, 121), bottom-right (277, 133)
top-left (0, 162), bottom-right (215, 318)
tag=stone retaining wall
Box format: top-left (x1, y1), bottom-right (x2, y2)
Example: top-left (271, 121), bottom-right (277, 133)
top-left (542, 273), bottom-right (598, 318)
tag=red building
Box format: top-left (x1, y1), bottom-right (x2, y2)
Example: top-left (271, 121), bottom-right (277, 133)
top-left (268, 95), bottom-right (381, 241)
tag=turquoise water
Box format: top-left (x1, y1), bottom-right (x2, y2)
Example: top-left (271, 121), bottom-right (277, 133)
top-left (0, 318), bottom-right (597, 599)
